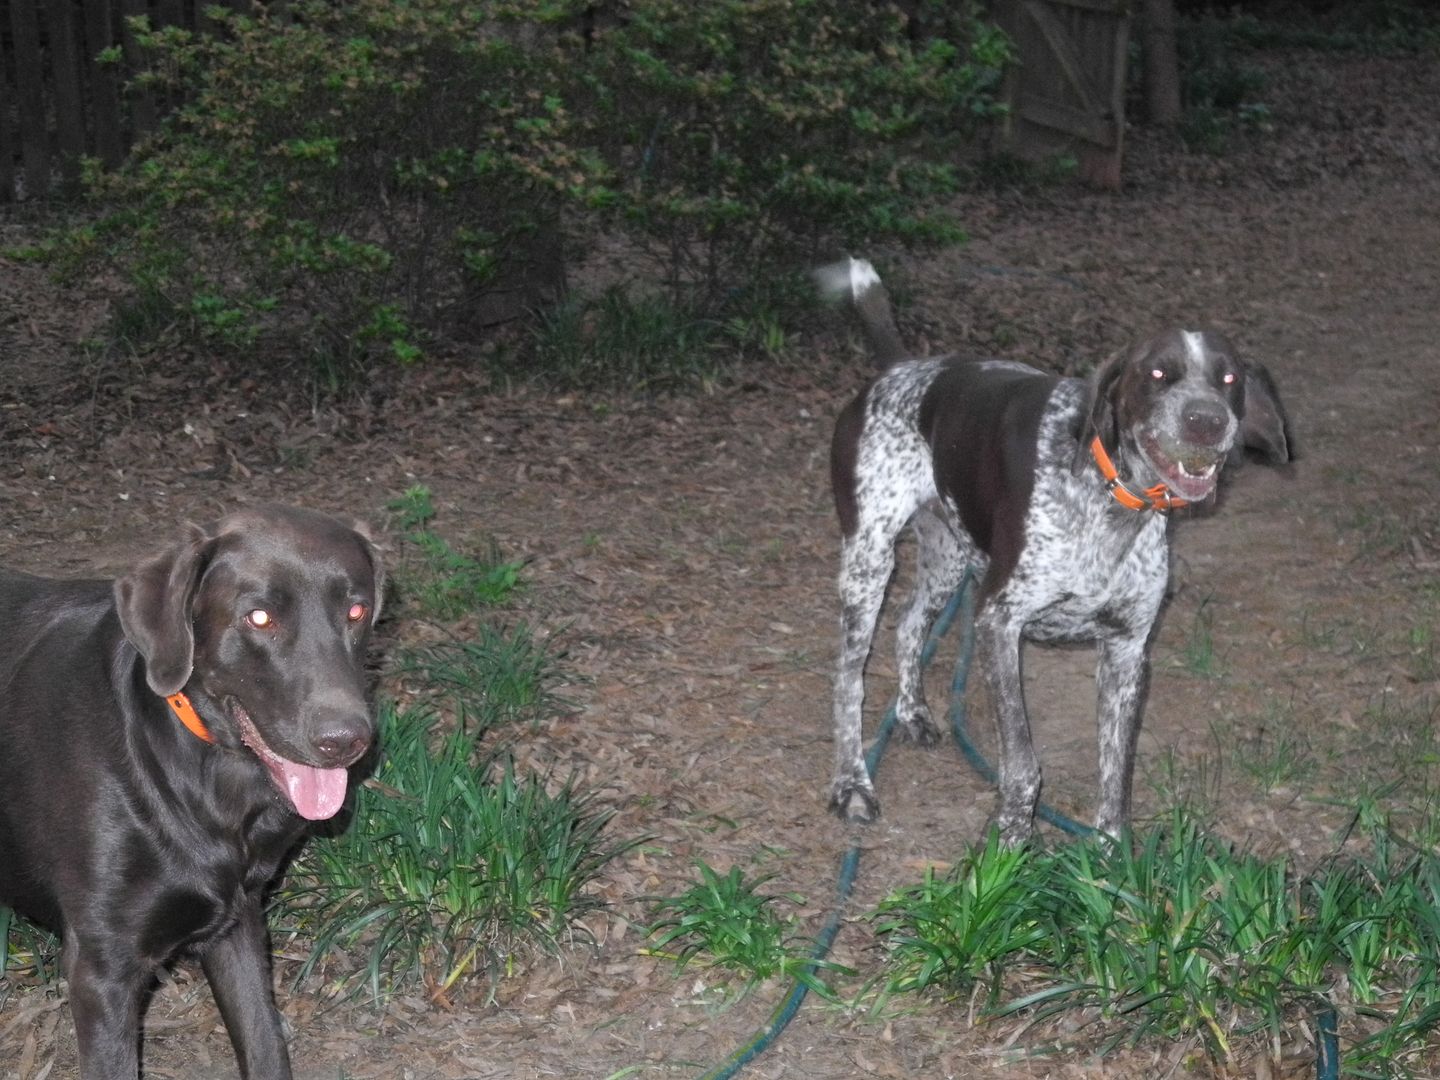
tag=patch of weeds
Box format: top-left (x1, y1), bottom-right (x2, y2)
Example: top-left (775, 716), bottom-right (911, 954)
top-left (385, 485), bottom-right (524, 621)
top-left (869, 809), bottom-right (1440, 1071)
top-left (1230, 702), bottom-right (1319, 794)
top-left (1290, 609), bottom-right (1341, 652)
top-left (526, 287), bottom-right (726, 393)
top-left (1144, 744), bottom-right (1220, 822)
top-left (1175, 595), bottom-right (1224, 678)
top-left (1345, 693), bottom-right (1440, 789)
top-left (109, 283), bottom-right (183, 352)
top-left (961, 150), bottom-right (1078, 192)
top-left (1339, 504), bottom-right (1412, 560)
top-left (1175, 16), bottom-right (1271, 154)
top-left (393, 628), bottom-right (565, 735)
top-left (277, 701), bottom-right (636, 1004)
top-left (869, 830), bottom-right (1045, 1005)
top-left (644, 861), bottom-right (851, 999)
top-left (1220, 4), bottom-right (1440, 55)
top-left (1406, 625), bottom-right (1438, 684)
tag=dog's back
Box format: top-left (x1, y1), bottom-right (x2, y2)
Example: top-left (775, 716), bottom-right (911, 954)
top-left (0, 570), bottom-right (122, 925)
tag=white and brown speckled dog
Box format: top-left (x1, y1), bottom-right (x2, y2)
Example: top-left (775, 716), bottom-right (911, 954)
top-left (821, 259), bottom-right (1291, 842)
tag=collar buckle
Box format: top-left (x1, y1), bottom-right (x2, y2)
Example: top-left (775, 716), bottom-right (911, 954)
top-left (1090, 437), bottom-right (1187, 514)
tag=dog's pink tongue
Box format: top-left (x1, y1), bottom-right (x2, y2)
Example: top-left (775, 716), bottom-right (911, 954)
top-left (267, 758), bottom-right (349, 821)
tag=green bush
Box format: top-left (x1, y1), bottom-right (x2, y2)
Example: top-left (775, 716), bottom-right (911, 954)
top-left (77, 1), bottom-right (604, 378)
top-left (581, 0), bottom-right (1011, 299)
top-left (64, 0), bottom-right (1009, 386)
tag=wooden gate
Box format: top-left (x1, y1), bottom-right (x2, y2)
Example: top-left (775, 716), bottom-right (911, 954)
top-left (991, 0), bottom-right (1132, 188)
top-left (0, 0), bottom-right (229, 202)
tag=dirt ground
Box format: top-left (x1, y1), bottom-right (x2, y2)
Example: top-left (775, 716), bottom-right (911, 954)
top-left (2, 46), bottom-right (1440, 1080)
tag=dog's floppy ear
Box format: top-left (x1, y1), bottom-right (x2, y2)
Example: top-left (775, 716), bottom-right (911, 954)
top-left (344, 516), bottom-right (387, 623)
top-left (1070, 345), bottom-right (1130, 476)
top-left (1234, 360), bottom-right (1292, 466)
top-left (114, 522), bottom-right (214, 697)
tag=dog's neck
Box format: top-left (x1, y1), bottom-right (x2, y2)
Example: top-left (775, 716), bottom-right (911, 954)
top-left (1089, 437), bottom-right (1187, 512)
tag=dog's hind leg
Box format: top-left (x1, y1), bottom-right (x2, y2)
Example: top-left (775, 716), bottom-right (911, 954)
top-left (893, 506), bottom-right (971, 746)
top-left (830, 521), bottom-right (898, 823)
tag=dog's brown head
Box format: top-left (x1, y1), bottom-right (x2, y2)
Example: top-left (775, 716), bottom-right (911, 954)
top-left (114, 505), bottom-right (384, 820)
top-left (1072, 329), bottom-right (1292, 504)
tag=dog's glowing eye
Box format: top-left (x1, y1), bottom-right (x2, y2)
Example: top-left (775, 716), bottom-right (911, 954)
top-left (246, 609), bottom-right (273, 629)
top-left (346, 602), bottom-right (368, 624)
top-left (1222, 371), bottom-right (1237, 384)
top-left (1150, 368), bottom-right (1166, 381)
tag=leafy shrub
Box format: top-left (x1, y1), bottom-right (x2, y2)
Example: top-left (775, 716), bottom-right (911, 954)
top-left (64, 0), bottom-right (1009, 385)
top-left (580, 0), bottom-right (1012, 299)
top-left (76, 0), bottom-right (608, 377)
top-left (1175, 15), bottom-right (1271, 153)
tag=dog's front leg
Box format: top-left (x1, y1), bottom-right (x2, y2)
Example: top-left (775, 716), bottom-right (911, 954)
top-left (64, 939), bottom-right (146, 1079)
top-left (980, 609), bottom-right (1040, 846)
top-left (201, 896), bottom-right (293, 1080)
top-left (1094, 634), bottom-right (1150, 840)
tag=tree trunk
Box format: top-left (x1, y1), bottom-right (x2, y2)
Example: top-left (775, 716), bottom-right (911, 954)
top-left (1142, 0), bottom-right (1183, 127)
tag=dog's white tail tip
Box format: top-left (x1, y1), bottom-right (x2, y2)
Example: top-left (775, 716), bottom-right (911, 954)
top-left (814, 257), bottom-right (880, 303)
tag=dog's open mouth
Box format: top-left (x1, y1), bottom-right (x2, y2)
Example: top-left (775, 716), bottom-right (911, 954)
top-left (228, 701), bottom-right (349, 821)
top-left (1138, 430), bottom-right (1224, 502)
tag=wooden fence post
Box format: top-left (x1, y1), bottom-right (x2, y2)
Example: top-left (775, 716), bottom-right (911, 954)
top-left (47, 0), bottom-right (89, 195)
top-left (10, 0), bottom-right (50, 198)
top-left (86, 0), bottom-right (127, 167)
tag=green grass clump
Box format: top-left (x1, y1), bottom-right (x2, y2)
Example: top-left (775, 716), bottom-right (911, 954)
top-left (386, 485), bottom-right (524, 620)
top-left (868, 831), bottom-right (1045, 1002)
top-left (278, 700), bottom-right (632, 1003)
top-left (644, 861), bottom-right (852, 999)
top-left (871, 812), bottom-right (1440, 1072)
top-left (395, 630), bottom-right (562, 734)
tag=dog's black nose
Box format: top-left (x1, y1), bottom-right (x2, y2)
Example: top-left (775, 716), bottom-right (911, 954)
top-left (310, 717), bottom-right (372, 767)
top-left (1182, 402), bottom-right (1228, 444)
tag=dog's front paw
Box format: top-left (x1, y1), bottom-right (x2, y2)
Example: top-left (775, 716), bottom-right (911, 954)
top-left (896, 703), bottom-right (942, 747)
top-left (829, 778), bottom-right (880, 823)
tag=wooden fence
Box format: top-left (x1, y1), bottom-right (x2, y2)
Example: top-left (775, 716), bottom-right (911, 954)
top-left (0, 0), bottom-right (247, 202)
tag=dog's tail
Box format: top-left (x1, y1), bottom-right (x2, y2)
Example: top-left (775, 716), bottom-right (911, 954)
top-left (814, 257), bottom-right (908, 368)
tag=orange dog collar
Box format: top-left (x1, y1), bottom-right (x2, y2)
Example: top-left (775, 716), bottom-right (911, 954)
top-left (165, 692), bottom-right (215, 744)
top-left (1090, 437), bottom-right (1187, 513)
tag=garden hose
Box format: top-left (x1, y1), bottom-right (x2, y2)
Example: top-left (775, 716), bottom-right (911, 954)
top-left (695, 573), bottom-right (1340, 1080)
top-left (693, 588), bottom-right (968, 1080)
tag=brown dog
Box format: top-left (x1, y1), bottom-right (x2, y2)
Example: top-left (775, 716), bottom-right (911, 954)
top-left (0, 505), bottom-right (384, 1079)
